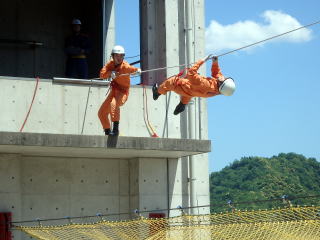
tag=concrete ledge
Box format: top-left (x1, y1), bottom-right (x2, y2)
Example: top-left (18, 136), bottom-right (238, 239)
top-left (0, 132), bottom-right (211, 159)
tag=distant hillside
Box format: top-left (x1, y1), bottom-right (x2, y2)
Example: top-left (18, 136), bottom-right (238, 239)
top-left (209, 153), bottom-right (320, 212)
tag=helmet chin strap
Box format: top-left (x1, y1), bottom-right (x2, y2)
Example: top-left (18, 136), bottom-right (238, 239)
top-left (114, 60), bottom-right (124, 67)
top-left (111, 54), bottom-right (125, 66)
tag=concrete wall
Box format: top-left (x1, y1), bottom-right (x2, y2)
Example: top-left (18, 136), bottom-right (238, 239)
top-left (0, 153), bottom-right (208, 239)
top-left (0, 76), bottom-right (182, 138)
top-left (0, 76), bottom-right (210, 211)
top-left (0, 153), bottom-right (129, 239)
top-left (0, 150), bottom-right (209, 239)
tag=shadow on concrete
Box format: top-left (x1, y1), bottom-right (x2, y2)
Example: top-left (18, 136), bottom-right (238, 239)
top-left (106, 135), bottom-right (118, 148)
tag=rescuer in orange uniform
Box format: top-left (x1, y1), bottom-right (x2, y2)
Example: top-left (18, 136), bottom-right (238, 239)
top-left (152, 55), bottom-right (235, 115)
top-left (98, 45), bottom-right (141, 135)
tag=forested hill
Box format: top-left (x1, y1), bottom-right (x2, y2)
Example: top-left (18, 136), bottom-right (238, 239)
top-left (209, 153), bottom-right (320, 212)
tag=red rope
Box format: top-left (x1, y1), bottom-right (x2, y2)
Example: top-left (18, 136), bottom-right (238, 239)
top-left (140, 68), bottom-right (187, 138)
top-left (142, 86), bottom-right (150, 135)
top-left (19, 77), bottom-right (40, 132)
top-left (142, 84), bottom-right (158, 138)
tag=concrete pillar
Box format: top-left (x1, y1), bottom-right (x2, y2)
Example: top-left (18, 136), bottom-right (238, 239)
top-left (129, 158), bottom-right (169, 217)
top-left (139, 0), bottom-right (210, 214)
top-left (140, 0), bottom-right (205, 84)
top-left (129, 157), bottom-right (191, 218)
top-left (140, 0), bottom-right (167, 85)
top-left (103, 0), bottom-right (115, 64)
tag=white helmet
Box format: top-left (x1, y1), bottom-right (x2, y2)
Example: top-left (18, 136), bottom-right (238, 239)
top-left (72, 19), bottom-right (81, 25)
top-left (219, 78), bottom-right (235, 96)
top-left (112, 45), bottom-right (125, 55)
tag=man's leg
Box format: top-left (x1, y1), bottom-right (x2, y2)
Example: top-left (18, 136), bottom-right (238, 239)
top-left (110, 91), bottom-right (128, 136)
top-left (77, 59), bottom-right (88, 79)
top-left (173, 96), bottom-right (191, 115)
top-left (152, 76), bottom-right (178, 100)
top-left (152, 83), bottom-right (161, 100)
top-left (98, 93), bottom-right (113, 134)
top-left (65, 58), bottom-right (77, 78)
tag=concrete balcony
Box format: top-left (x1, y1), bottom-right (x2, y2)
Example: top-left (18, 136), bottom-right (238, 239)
top-left (0, 131), bottom-right (211, 159)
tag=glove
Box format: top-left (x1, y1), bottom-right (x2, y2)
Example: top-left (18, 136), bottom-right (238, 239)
top-left (135, 68), bottom-right (142, 75)
top-left (218, 76), bottom-right (225, 82)
top-left (111, 71), bottom-right (117, 79)
top-left (203, 54), bottom-right (213, 62)
top-left (212, 56), bottom-right (218, 62)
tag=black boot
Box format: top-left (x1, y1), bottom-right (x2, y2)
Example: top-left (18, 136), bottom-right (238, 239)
top-left (110, 121), bottom-right (119, 136)
top-left (173, 102), bottom-right (186, 115)
top-left (104, 128), bottom-right (111, 135)
top-left (152, 83), bottom-right (161, 100)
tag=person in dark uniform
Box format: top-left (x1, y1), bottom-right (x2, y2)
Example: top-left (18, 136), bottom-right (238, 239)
top-left (65, 19), bottom-right (91, 79)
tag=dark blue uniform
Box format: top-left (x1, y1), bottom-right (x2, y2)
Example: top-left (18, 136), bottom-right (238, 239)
top-left (65, 33), bottom-right (91, 79)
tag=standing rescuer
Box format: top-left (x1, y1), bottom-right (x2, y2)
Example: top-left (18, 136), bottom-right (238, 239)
top-left (65, 19), bottom-right (91, 79)
top-left (152, 55), bottom-right (236, 115)
top-left (98, 45), bottom-right (141, 136)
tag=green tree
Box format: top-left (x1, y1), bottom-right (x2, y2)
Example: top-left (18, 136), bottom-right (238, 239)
top-left (210, 153), bottom-right (320, 213)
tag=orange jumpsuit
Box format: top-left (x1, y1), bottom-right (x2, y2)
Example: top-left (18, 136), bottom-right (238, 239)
top-left (158, 59), bottom-right (224, 104)
top-left (98, 60), bottom-right (138, 129)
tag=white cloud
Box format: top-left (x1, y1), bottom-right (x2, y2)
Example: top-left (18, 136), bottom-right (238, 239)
top-left (205, 10), bottom-right (313, 54)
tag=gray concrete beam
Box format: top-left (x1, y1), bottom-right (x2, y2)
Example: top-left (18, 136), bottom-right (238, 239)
top-left (0, 132), bottom-right (211, 159)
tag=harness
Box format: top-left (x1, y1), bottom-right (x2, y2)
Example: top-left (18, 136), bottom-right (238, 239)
top-left (110, 80), bottom-right (129, 94)
top-left (109, 63), bottom-right (129, 94)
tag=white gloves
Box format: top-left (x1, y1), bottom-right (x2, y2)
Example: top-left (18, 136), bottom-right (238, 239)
top-left (136, 68), bottom-right (142, 75)
top-left (203, 54), bottom-right (218, 62)
top-left (218, 76), bottom-right (225, 82)
top-left (111, 71), bottom-right (117, 79)
top-left (110, 68), bottom-right (141, 79)
top-left (203, 54), bottom-right (213, 62)
top-left (212, 56), bottom-right (218, 62)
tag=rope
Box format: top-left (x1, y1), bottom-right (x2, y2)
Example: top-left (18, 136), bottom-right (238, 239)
top-left (142, 84), bottom-right (159, 137)
top-left (217, 20), bottom-right (320, 57)
top-left (80, 19), bottom-right (320, 135)
top-left (162, 92), bottom-right (172, 138)
top-left (125, 54), bottom-right (140, 59)
top-left (81, 80), bottom-right (92, 134)
top-left (142, 85), bottom-right (153, 136)
top-left (19, 77), bottom-right (40, 132)
top-left (10, 194), bottom-right (320, 225)
top-left (122, 19), bottom-right (320, 76)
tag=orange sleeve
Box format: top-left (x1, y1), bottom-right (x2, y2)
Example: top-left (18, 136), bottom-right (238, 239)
top-left (188, 59), bottom-right (205, 76)
top-left (211, 61), bottom-right (223, 79)
top-left (124, 61), bottom-right (138, 74)
top-left (100, 61), bottom-right (113, 79)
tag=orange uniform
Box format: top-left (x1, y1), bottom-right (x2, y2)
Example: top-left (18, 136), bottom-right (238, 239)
top-left (158, 59), bottom-right (224, 104)
top-left (98, 60), bottom-right (138, 129)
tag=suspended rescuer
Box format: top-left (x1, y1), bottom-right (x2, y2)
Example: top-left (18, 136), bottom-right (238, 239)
top-left (152, 55), bottom-right (235, 114)
top-left (65, 18), bottom-right (91, 79)
top-left (98, 45), bottom-right (141, 136)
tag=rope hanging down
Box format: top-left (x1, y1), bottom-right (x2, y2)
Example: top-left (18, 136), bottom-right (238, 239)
top-left (142, 85), bottom-right (159, 137)
top-left (81, 79), bottom-right (93, 134)
top-left (19, 77), bottom-right (40, 132)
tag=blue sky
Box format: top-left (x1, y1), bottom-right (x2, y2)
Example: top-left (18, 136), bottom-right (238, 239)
top-left (115, 0), bottom-right (320, 172)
